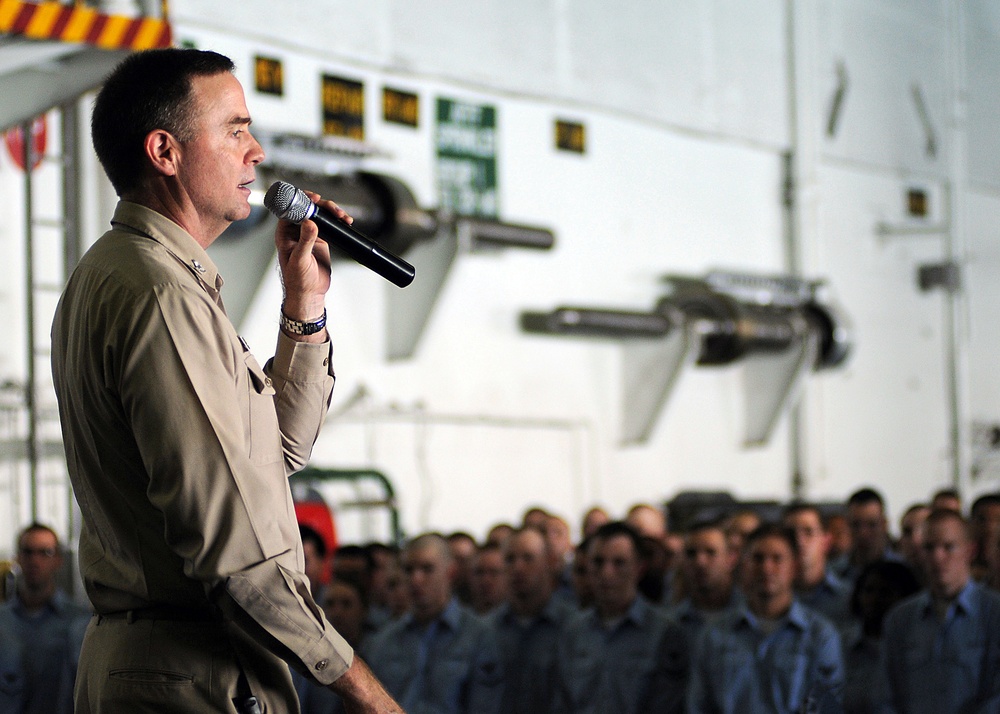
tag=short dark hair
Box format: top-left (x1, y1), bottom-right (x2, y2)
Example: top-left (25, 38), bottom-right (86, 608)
top-left (589, 521), bottom-right (644, 558)
top-left (334, 544), bottom-right (375, 571)
top-left (447, 531), bottom-right (477, 546)
top-left (744, 523), bottom-right (799, 559)
top-left (925, 507), bottom-right (973, 541)
top-left (971, 492), bottom-right (1000, 519)
top-left (364, 542), bottom-right (398, 559)
top-left (782, 502), bottom-right (824, 525)
top-left (324, 575), bottom-right (369, 610)
top-left (16, 522), bottom-right (60, 550)
top-left (847, 487), bottom-right (885, 509)
top-left (299, 525), bottom-right (327, 558)
top-left (91, 48), bottom-right (235, 195)
top-left (849, 560), bottom-right (920, 618)
top-left (685, 518), bottom-right (728, 538)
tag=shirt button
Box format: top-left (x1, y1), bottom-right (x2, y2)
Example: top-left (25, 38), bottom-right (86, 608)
top-left (315, 659), bottom-right (329, 671)
top-left (322, 358), bottom-right (329, 366)
top-left (264, 377), bottom-right (272, 387)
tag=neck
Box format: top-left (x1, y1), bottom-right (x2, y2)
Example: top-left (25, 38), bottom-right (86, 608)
top-left (17, 582), bottom-right (56, 613)
top-left (511, 590), bottom-right (550, 618)
top-left (691, 584), bottom-right (733, 611)
top-left (852, 544), bottom-right (883, 567)
top-left (597, 597), bottom-right (633, 621)
top-left (932, 577), bottom-right (969, 603)
top-left (413, 600), bottom-right (449, 627)
top-left (797, 566), bottom-right (825, 591)
top-left (125, 184), bottom-right (223, 249)
top-left (750, 592), bottom-right (792, 620)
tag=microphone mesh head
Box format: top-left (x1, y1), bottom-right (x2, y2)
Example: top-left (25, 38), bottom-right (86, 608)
top-left (263, 181), bottom-right (314, 223)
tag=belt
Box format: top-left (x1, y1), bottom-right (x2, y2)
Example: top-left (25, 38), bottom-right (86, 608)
top-left (100, 604), bottom-right (223, 623)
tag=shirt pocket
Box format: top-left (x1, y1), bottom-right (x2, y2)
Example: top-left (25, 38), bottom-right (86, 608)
top-left (242, 351), bottom-right (281, 465)
top-left (563, 642), bottom-right (601, 706)
top-left (0, 659), bottom-right (23, 701)
top-left (771, 648), bottom-right (812, 711)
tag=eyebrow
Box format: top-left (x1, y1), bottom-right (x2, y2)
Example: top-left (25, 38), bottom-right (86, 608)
top-left (227, 115), bottom-right (253, 127)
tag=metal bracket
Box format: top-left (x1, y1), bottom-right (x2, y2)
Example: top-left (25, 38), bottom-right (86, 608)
top-left (743, 331), bottom-right (819, 446)
top-left (621, 326), bottom-right (698, 445)
top-left (386, 227), bottom-right (459, 360)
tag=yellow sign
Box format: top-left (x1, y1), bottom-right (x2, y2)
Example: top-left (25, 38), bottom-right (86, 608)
top-left (383, 87), bottom-right (419, 128)
top-left (322, 75), bottom-right (365, 139)
top-left (254, 56), bottom-right (283, 96)
top-left (555, 119), bottom-right (586, 154)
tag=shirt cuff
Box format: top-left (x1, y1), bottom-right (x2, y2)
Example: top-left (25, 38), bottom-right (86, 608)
top-left (272, 331), bottom-right (335, 382)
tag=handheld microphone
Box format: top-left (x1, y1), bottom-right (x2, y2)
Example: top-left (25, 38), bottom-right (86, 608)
top-left (263, 180), bottom-right (416, 288)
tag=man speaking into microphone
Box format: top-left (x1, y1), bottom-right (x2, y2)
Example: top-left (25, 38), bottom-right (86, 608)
top-left (50, 48), bottom-right (402, 713)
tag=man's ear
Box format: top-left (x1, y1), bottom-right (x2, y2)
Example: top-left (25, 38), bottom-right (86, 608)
top-left (144, 129), bottom-right (180, 177)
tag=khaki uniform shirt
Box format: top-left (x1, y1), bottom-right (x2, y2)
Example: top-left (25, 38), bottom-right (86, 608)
top-left (50, 201), bottom-right (352, 685)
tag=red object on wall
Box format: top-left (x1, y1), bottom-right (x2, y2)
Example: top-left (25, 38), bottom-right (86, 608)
top-left (4, 115), bottom-right (47, 171)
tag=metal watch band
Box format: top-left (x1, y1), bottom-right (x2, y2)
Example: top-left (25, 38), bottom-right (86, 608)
top-left (279, 308), bottom-right (327, 335)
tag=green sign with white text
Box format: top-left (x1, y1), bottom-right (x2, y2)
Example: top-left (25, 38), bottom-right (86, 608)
top-left (436, 98), bottom-right (497, 218)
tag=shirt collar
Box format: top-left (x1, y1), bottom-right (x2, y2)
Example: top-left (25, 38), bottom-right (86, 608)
top-left (111, 201), bottom-right (224, 298)
top-left (587, 595), bottom-right (651, 630)
top-left (918, 579), bottom-right (977, 618)
top-left (737, 599), bottom-right (808, 632)
top-left (12, 588), bottom-right (69, 617)
top-left (821, 568), bottom-right (846, 591)
top-left (500, 594), bottom-right (567, 626)
top-left (403, 597), bottom-right (463, 632)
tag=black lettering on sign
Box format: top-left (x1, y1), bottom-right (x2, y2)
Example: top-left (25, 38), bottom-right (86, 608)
top-left (254, 56), bottom-right (283, 96)
top-left (322, 75), bottom-right (365, 139)
top-left (383, 87), bottom-right (419, 127)
top-left (555, 119), bottom-right (586, 154)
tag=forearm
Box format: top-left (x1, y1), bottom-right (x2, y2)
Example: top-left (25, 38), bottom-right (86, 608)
top-left (267, 332), bottom-right (335, 473)
top-left (329, 656), bottom-right (405, 714)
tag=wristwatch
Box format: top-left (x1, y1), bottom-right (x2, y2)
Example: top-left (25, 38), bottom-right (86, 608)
top-left (280, 308), bottom-right (327, 335)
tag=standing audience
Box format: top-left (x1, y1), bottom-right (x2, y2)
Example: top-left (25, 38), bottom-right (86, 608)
top-left (896, 503), bottom-right (930, 582)
top-left (824, 513), bottom-right (852, 565)
top-left (929, 488), bottom-right (961, 513)
top-left (669, 520), bottom-right (740, 649)
top-left (970, 492), bottom-right (1000, 581)
top-left (878, 509), bottom-right (1000, 713)
top-left (470, 543), bottom-right (508, 615)
top-left (446, 531), bottom-right (478, 606)
top-left (300, 525), bottom-right (331, 602)
top-left (689, 524), bottom-right (843, 714)
top-left (842, 561), bottom-right (920, 714)
top-left (19, 485), bottom-right (1000, 714)
top-left (834, 487), bottom-right (901, 587)
top-left (553, 522), bottom-right (688, 714)
top-left (783, 504), bottom-right (853, 633)
top-left (580, 506), bottom-right (610, 540)
top-left (0, 523), bottom-right (90, 714)
top-left (363, 533), bottom-right (503, 714)
top-left (490, 527), bottom-right (575, 714)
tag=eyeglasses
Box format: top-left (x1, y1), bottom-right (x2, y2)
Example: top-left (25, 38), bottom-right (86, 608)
top-left (18, 546), bottom-right (58, 558)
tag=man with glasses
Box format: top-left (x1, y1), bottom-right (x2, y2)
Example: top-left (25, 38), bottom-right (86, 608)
top-left (0, 523), bottom-right (90, 714)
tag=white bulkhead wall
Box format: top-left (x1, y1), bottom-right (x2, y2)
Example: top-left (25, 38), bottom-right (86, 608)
top-left (2, 0), bottom-right (995, 543)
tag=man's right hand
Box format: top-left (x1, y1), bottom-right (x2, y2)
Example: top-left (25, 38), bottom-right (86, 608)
top-left (329, 655), bottom-right (405, 714)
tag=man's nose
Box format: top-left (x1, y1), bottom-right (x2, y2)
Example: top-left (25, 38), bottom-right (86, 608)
top-left (247, 132), bottom-right (265, 165)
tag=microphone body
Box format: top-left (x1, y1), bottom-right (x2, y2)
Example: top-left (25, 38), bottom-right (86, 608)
top-left (263, 181), bottom-right (416, 288)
